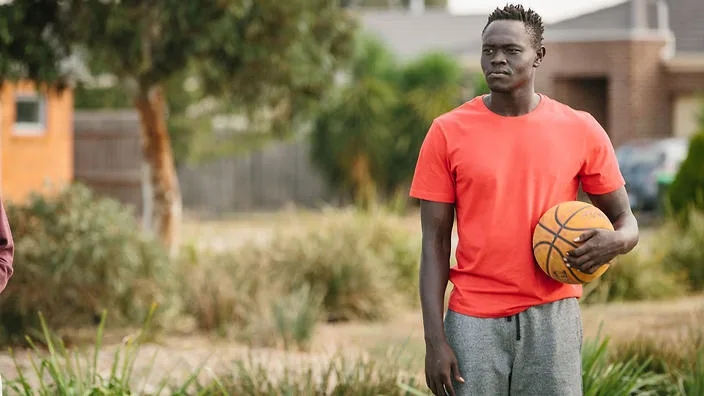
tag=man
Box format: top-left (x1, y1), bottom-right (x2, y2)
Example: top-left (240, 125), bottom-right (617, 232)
top-left (409, 4), bottom-right (639, 396)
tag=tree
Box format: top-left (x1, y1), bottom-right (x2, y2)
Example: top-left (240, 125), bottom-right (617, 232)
top-left (309, 35), bottom-right (464, 209)
top-left (0, 1), bottom-right (356, 254)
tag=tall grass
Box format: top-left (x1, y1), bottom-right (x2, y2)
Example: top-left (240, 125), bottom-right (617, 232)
top-left (4, 306), bottom-right (205, 395)
top-left (179, 208), bottom-right (420, 348)
top-left (582, 327), bottom-right (669, 395)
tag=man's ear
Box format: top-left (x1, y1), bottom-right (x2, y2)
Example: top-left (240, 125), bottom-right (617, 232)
top-left (534, 46), bottom-right (546, 67)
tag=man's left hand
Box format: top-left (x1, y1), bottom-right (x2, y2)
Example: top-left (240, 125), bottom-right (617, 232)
top-left (564, 229), bottom-right (626, 274)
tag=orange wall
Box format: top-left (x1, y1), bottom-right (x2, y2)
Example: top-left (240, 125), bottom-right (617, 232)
top-left (1, 81), bottom-right (74, 203)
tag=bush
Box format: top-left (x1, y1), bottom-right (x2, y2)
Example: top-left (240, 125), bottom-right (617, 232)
top-left (581, 328), bottom-right (669, 395)
top-left (581, 246), bottom-right (685, 304)
top-left (667, 131), bottom-right (704, 219)
top-left (658, 209), bottom-right (704, 291)
top-left (1, 184), bottom-right (179, 345)
top-left (179, 208), bottom-right (421, 347)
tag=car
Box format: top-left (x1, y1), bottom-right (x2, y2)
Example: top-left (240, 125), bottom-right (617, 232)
top-left (615, 137), bottom-right (690, 211)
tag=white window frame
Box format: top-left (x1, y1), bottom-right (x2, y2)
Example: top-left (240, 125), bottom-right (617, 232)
top-left (13, 93), bottom-right (47, 136)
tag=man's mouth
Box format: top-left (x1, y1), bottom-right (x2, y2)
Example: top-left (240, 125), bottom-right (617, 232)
top-left (488, 71), bottom-right (510, 76)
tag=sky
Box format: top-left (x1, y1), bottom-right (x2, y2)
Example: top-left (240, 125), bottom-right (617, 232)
top-left (447, 0), bottom-right (628, 23)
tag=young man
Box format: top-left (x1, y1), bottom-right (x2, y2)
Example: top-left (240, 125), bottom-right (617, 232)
top-left (409, 4), bottom-right (639, 396)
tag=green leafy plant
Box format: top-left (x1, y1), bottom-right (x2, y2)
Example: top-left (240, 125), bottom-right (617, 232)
top-left (582, 326), bottom-right (669, 396)
top-left (4, 306), bottom-right (206, 395)
top-left (1, 183), bottom-right (179, 346)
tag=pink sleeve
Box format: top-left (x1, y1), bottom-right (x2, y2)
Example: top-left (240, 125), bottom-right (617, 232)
top-left (0, 198), bottom-right (13, 294)
top-left (409, 121), bottom-right (456, 203)
top-left (579, 114), bottom-right (626, 195)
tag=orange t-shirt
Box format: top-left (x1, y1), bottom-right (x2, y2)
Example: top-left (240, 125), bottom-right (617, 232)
top-left (409, 94), bottom-right (625, 318)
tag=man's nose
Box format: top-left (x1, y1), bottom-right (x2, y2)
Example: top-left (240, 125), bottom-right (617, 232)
top-left (491, 53), bottom-right (507, 65)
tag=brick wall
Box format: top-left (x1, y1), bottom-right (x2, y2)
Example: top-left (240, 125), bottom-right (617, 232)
top-left (0, 82), bottom-right (74, 203)
top-left (536, 39), bottom-right (670, 147)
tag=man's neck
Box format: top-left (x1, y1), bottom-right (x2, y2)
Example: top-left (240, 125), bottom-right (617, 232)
top-left (484, 87), bottom-right (540, 117)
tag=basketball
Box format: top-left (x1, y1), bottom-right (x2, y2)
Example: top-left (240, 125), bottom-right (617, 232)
top-left (532, 201), bottom-right (614, 284)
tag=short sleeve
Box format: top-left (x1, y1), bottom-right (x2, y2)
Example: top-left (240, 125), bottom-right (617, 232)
top-left (409, 121), bottom-right (455, 203)
top-left (579, 114), bottom-right (625, 195)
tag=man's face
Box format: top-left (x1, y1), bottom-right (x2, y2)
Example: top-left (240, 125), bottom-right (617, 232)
top-left (480, 20), bottom-right (543, 93)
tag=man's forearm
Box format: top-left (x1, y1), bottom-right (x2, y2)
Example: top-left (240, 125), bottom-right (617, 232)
top-left (420, 242), bottom-right (451, 344)
top-left (613, 211), bottom-right (639, 254)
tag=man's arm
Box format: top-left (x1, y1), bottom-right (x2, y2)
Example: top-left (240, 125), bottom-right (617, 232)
top-left (565, 186), bottom-right (639, 273)
top-left (419, 199), bottom-right (464, 396)
top-left (420, 200), bottom-right (454, 343)
top-left (0, 198), bottom-right (14, 293)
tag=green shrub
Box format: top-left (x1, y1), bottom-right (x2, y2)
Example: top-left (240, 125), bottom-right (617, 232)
top-left (257, 208), bottom-right (420, 322)
top-left (1, 184), bottom-right (179, 345)
top-left (667, 131), bottom-right (704, 219)
top-left (180, 208), bottom-right (421, 345)
top-left (581, 246), bottom-right (685, 304)
top-left (658, 209), bottom-right (704, 291)
top-left (582, 328), bottom-right (670, 395)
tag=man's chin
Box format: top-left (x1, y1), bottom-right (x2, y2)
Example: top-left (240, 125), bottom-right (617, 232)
top-left (487, 84), bottom-right (513, 94)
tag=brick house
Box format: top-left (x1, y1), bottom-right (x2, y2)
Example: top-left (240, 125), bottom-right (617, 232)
top-left (536, 0), bottom-right (704, 146)
top-left (0, 82), bottom-right (74, 202)
top-left (360, 0), bottom-right (704, 146)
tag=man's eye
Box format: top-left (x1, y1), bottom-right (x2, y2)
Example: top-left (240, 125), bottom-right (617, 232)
top-left (508, 49), bottom-right (520, 54)
top-left (483, 49), bottom-right (494, 55)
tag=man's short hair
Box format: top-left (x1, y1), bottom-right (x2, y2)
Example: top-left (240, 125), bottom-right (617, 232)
top-left (483, 3), bottom-right (545, 49)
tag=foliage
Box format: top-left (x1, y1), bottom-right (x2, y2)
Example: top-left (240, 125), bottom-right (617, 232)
top-left (581, 246), bottom-right (685, 304)
top-left (214, 352), bottom-right (425, 396)
top-left (581, 328), bottom-right (669, 396)
top-left (667, 128), bottom-right (704, 219)
top-left (179, 208), bottom-right (421, 347)
top-left (309, 35), bottom-right (465, 207)
top-left (607, 315), bottom-right (704, 395)
top-left (0, 0), bottom-right (358, 249)
top-left (5, 308), bottom-right (207, 396)
top-left (1, 184), bottom-right (179, 345)
top-left (657, 209), bottom-right (704, 291)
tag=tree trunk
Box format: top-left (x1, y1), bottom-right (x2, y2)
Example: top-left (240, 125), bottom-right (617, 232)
top-left (134, 85), bottom-right (182, 256)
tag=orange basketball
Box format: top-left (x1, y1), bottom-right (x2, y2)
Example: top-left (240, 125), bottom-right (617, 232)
top-left (532, 201), bottom-right (614, 284)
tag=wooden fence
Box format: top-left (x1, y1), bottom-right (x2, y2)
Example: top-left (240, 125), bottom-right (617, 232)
top-left (73, 110), bottom-right (143, 214)
top-left (73, 110), bottom-right (333, 215)
top-left (178, 138), bottom-right (333, 214)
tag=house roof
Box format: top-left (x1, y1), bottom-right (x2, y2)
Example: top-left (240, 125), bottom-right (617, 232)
top-left (356, 9), bottom-right (487, 62)
top-left (667, 0), bottom-right (704, 53)
top-left (547, 0), bottom-right (704, 54)
top-left (356, 0), bottom-right (703, 69)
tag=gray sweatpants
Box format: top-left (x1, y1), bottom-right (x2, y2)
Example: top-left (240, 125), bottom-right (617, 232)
top-left (444, 298), bottom-right (583, 396)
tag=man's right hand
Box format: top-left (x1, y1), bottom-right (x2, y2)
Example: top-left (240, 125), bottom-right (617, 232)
top-left (425, 338), bottom-right (464, 396)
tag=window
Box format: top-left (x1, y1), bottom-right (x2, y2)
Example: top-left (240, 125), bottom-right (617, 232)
top-left (14, 94), bottom-right (46, 135)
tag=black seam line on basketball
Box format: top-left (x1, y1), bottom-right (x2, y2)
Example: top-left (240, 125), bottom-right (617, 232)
top-left (554, 204), bottom-right (591, 229)
top-left (533, 241), bottom-right (552, 275)
top-left (560, 224), bottom-right (612, 232)
top-left (537, 223), bottom-right (579, 249)
top-left (546, 204), bottom-right (590, 281)
top-left (551, 245), bottom-right (588, 284)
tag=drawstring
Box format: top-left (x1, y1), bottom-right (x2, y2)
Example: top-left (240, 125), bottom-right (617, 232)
top-left (506, 314), bottom-right (521, 341)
